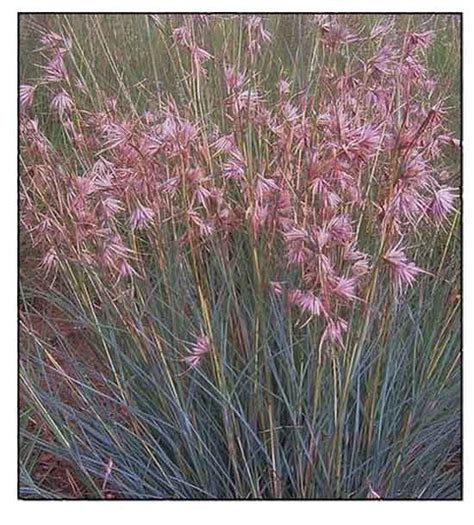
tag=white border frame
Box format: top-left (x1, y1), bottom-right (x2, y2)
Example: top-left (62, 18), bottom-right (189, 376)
top-left (4, 2), bottom-right (470, 522)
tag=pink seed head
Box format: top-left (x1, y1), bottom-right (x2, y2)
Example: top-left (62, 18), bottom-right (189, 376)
top-left (289, 289), bottom-right (324, 317)
top-left (184, 335), bottom-right (210, 368)
top-left (322, 318), bottom-right (348, 347)
top-left (41, 247), bottom-right (59, 274)
top-left (51, 90), bottom-right (74, 119)
top-left (118, 260), bottom-right (138, 279)
top-left (172, 25), bottom-right (192, 47)
top-left (332, 276), bottom-right (359, 301)
top-left (269, 281), bottom-right (284, 296)
top-left (130, 204), bottom-right (155, 230)
top-left (428, 186), bottom-right (457, 223)
top-left (19, 84), bottom-right (35, 111)
top-left (223, 64), bottom-right (246, 93)
top-left (42, 54), bottom-right (68, 83)
top-left (384, 246), bottom-right (425, 290)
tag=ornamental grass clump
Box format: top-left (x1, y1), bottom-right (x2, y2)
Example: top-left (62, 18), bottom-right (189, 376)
top-left (19, 14), bottom-right (460, 499)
